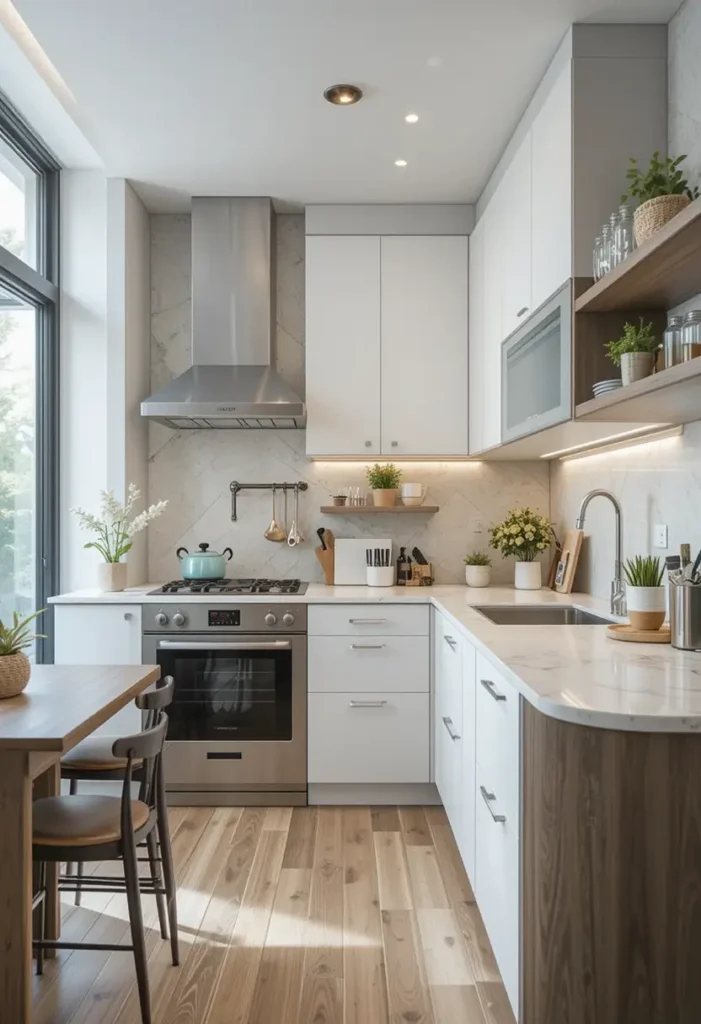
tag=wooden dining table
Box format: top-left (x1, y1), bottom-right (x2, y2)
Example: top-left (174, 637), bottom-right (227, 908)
top-left (0, 663), bottom-right (160, 1024)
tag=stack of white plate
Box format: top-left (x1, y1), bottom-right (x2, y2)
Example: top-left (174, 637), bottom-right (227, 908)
top-left (592, 379), bottom-right (623, 398)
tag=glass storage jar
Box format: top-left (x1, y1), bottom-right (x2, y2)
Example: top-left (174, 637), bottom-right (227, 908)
top-left (663, 315), bottom-right (684, 368)
top-left (681, 310), bottom-right (701, 362)
top-left (614, 204), bottom-right (634, 264)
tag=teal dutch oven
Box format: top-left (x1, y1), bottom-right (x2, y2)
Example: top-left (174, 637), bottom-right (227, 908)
top-left (176, 542), bottom-right (233, 580)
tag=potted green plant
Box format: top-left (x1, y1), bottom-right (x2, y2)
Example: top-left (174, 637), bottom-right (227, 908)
top-left (623, 555), bottom-right (665, 631)
top-left (464, 551), bottom-right (492, 588)
top-left (0, 610), bottom-right (45, 699)
top-left (621, 151), bottom-right (699, 245)
top-left (605, 318), bottom-right (659, 386)
top-left (71, 483), bottom-right (168, 592)
top-left (365, 463), bottom-right (402, 508)
top-left (489, 507), bottom-right (553, 591)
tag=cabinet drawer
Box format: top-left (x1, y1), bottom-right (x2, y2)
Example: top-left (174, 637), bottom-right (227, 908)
top-left (309, 635), bottom-right (428, 693)
top-left (308, 692), bottom-right (430, 784)
top-left (475, 763), bottom-right (520, 1017)
top-left (308, 604), bottom-right (429, 636)
top-left (475, 653), bottom-right (520, 830)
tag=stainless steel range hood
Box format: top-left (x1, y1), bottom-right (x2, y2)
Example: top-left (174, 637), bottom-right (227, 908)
top-left (141, 197), bottom-right (305, 429)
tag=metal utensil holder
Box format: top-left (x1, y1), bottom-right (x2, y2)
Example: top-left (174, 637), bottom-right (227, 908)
top-left (669, 579), bottom-right (701, 650)
top-left (229, 480), bottom-right (308, 522)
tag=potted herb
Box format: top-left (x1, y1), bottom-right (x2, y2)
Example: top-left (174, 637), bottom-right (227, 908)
top-left (605, 318), bottom-right (659, 386)
top-left (621, 152), bottom-right (699, 245)
top-left (623, 555), bottom-right (665, 631)
top-left (489, 507), bottom-right (553, 591)
top-left (464, 551), bottom-right (492, 588)
top-left (0, 610), bottom-right (45, 699)
top-left (71, 483), bottom-right (168, 592)
top-left (365, 463), bottom-right (402, 508)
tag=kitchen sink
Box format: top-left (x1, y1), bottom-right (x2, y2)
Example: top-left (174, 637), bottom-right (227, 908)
top-left (473, 605), bottom-right (613, 626)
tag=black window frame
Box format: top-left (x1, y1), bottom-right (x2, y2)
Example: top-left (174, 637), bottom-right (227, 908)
top-left (0, 89), bottom-right (60, 663)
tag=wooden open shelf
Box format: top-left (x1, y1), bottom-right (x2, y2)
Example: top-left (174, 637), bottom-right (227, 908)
top-left (575, 357), bottom-right (701, 423)
top-left (575, 196), bottom-right (701, 313)
top-left (320, 505), bottom-right (440, 515)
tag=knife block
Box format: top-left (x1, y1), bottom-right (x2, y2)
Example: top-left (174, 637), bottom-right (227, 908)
top-left (406, 563), bottom-right (433, 586)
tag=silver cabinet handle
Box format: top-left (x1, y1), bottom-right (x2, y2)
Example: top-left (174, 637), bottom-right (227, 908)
top-left (365, 440), bottom-right (372, 447)
top-left (349, 700), bottom-right (387, 708)
top-left (480, 678), bottom-right (506, 702)
top-left (349, 618), bottom-right (387, 625)
top-left (517, 306), bottom-right (529, 317)
top-left (158, 640), bottom-right (292, 651)
top-left (442, 716), bottom-right (460, 741)
top-left (480, 785), bottom-right (506, 823)
top-left (350, 644), bottom-right (386, 650)
top-left (443, 635), bottom-right (458, 650)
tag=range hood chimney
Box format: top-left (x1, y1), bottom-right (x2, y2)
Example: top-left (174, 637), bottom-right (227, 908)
top-left (141, 197), bottom-right (305, 429)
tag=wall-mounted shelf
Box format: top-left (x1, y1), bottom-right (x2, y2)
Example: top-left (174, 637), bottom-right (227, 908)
top-left (320, 505), bottom-right (440, 515)
top-left (575, 357), bottom-right (701, 423)
top-left (575, 196), bottom-right (701, 313)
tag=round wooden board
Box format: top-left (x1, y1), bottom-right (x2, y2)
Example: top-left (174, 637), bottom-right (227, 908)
top-left (607, 623), bottom-right (671, 644)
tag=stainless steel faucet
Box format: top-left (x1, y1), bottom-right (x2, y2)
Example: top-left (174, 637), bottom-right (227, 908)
top-left (575, 489), bottom-right (626, 615)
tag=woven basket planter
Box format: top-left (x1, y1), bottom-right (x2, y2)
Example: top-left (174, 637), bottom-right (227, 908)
top-left (634, 194), bottom-right (690, 246)
top-left (0, 652), bottom-right (31, 699)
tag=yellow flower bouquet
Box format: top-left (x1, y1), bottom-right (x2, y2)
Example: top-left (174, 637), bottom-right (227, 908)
top-left (489, 507), bottom-right (553, 563)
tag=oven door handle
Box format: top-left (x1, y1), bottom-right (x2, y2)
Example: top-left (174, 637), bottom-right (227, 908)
top-left (157, 640), bottom-right (292, 651)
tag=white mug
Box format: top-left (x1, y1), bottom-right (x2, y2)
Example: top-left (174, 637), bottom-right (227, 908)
top-left (400, 483), bottom-right (427, 506)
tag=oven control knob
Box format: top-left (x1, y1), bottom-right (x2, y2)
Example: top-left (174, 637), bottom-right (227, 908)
top-left (282, 612), bottom-right (295, 627)
top-left (265, 612), bottom-right (278, 627)
top-left (155, 611), bottom-right (168, 626)
top-left (172, 611), bottom-right (186, 627)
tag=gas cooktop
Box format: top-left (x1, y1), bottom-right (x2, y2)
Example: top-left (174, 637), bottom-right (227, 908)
top-left (149, 578), bottom-right (308, 596)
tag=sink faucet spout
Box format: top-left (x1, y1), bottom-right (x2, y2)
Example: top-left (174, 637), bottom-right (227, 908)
top-left (575, 489), bottom-right (626, 615)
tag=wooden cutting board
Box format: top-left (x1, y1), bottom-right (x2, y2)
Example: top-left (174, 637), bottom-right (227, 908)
top-left (553, 529), bottom-right (584, 594)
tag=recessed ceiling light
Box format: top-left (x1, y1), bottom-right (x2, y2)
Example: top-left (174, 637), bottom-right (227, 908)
top-left (405, 113), bottom-right (419, 124)
top-left (324, 84), bottom-right (363, 105)
top-left (394, 159), bottom-right (408, 167)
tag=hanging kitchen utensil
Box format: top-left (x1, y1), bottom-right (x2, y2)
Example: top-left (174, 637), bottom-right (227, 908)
top-left (264, 485), bottom-right (286, 542)
top-left (287, 484), bottom-right (303, 547)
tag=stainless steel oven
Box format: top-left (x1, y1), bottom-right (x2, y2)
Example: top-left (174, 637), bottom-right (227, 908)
top-left (142, 602), bottom-right (307, 806)
top-left (501, 281), bottom-right (572, 443)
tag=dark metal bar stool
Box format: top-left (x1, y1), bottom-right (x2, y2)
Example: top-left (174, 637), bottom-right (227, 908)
top-left (33, 715), bottom-right (178, 1024)
top-left (61, 676), bottom-right (174, 929)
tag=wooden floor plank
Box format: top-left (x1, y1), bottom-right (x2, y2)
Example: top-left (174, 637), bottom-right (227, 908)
top-left (428, 824), bottom-right (476, 904)
top-left (454, 902), bottom-right (501, 984)
top-left (399, 807), bottom-right (432, 846)
top-left (283, 807), bottom-right (318, 868)
top-left (423, 806), bottom-right (449, 828)
top-left (374, 831), bottom-right (413, 911)
top-left (263, 807), bottom-right (293, 832)
top-left (371, 807), bottom-right (402, 832)
top-left (298, 976), bottom-right (343, 1024)
top-left (416, 909), bottom-right (475, 986)
top-left (476, 981), bottom-right (517, 1024)
top-left (406, 846), bottom-right (450, 910)
top-left (381, 909), bottom-right (435, 1024)
top-left (431, 985), bottom-right (486, 1024)
top-left (303, 807), bottom-right (344, 980)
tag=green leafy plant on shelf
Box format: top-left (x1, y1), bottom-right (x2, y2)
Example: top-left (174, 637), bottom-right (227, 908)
top-left (0, 609), bottom-right (46, 656)
top-left (621, 152), bottom-right (700, 204)
top-left (365, 463), bottom-right (402, 490)
top-left (463, 551), bottom-right (492, 566)
top-left (623, 555), bottom-right (664, 588)
top-left (605, 319), bottom-right (659, 367)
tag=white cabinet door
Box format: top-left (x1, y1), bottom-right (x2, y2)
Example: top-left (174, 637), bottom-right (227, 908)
top-left (531, 63), bottom-right (572, 312)
top-left (500, 132), bottom-right (533, 340)
top-left (482, 198), bottom-right (503, 451)
top-left (458, 638), bottom-right (477, 884)
top-left (433, 614), bottom-right (464, 841)
top-left (468, 218), bottom-right (485, 455)
top-left (380, 236), bottom-right (468, 456)
top-left (305, 235), bottom-right (381, 456)
top-left (308, 635), bottom-right (429, 693)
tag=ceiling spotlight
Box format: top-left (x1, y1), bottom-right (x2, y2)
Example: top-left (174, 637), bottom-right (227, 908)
top-left (395, 159), bottom-right (408, 167)
top-left (405, 113), bottom-right (419, 124)
top-left (324, 84), bottom-right (363, 106)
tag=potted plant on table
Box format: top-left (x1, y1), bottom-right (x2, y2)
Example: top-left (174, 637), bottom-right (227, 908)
top-left (464, 552), bottom-right (492, 588)
top-left (365, 463), bottom-right (402, 508)
top-left (71, 484), bottom-right (168, 592)
top-left (0, 610), bottom-right (45, 699)
top-left (623, 555), bottom-right (665, 631)
top-left (621, 151), bottom-right (699, 245)
top-left (489, 507), bottom-right (553, 591)
top-left (605, 318), bottom-right (659, 386)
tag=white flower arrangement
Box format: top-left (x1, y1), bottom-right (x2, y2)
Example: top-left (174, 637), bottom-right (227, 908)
top-left (71, 484), bottom-right (168, 563)
top-left (489, 506), bottom-right (553, 563)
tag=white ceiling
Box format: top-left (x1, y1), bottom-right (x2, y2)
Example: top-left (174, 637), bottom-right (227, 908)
top-left (15, 0), bottom-right (680, 212)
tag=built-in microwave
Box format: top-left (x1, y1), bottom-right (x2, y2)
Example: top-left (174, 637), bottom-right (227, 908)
top-left (501, 282), bottom-right (571, 444)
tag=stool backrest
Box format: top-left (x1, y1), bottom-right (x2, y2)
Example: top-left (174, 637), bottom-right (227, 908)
top-left (136, 675), bottom-right (174, 729)
top-left (112, 715), bottom-right (168, 837)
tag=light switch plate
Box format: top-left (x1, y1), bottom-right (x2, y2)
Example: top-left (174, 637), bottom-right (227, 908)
top-left (654, 524), bottom-right (668, 549)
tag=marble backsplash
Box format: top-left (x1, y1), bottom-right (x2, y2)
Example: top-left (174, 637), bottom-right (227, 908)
top-left (148, 213), bottom-right (549, 584)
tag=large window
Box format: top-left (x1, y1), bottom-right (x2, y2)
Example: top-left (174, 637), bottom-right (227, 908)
top-left (0, 91), bottom-right (59, 662)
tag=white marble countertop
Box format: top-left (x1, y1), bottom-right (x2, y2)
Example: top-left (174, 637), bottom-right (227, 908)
top-left (50, 584), bottom-right (701, 732)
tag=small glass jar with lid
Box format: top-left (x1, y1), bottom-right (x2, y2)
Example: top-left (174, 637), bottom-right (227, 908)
top-left (608, 212), bottom-right (620, 267)
top-left (663, 315), bottom-right (684, 368)
top-left (614, 204), bottom-right (635, 263)
top-left (681, 310), bottom-right (701, 362)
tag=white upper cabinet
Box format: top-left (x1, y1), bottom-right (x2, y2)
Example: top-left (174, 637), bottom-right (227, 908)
top-left (531, 63), bottom-right (572, 312)
top-left (499, 132), bottom-right (533, 340)
top-left (468, 218), bottom-right (485, 455)
top-left (380, 236), bottom-right (468, 456)
top-left (481, 199), bottom-right (504, 451)
top-left (305, 235), bottom-right (381, 456)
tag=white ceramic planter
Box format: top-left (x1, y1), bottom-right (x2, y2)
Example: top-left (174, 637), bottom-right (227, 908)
top-left (97, 561), bottom-right (128, 593)
top-left (621, 351), bottom-right (654, 386)
top-left (465, 565), bottom-right (492, 588)
top-left (514, 561), bottom-right (541, 591)
top-left (626, 585), bottom-right (666, 631)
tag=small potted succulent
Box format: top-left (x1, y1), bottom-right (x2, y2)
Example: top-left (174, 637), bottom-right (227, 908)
top-left (464, 552), bottom-right (492, 588)
top-left (623, 555), bottom-right (665, 631)
top-left (0, 609), bottom-right (45, 699)
top-left (365, 463), bottom-right (402, 508)
top-left (605, 318), bottom-right (659, 386)
top-left (621, 152), bottom-right (699, 245)
top-left (489, 507), bottom-right (553, 591)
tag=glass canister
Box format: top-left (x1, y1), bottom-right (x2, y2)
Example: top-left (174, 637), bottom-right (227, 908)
top-left (663, 315), bottom-right (684, 368)
top-left (600, 224), bottom-right (611, 276)
top-left (608, 212), bottom-right (620, 267)
top-left (681, 310), bottom-right (701, 362)
top-left (614, 204), bottom-right (634, 263)
top-left (592, 236), bottom-right (602, 281)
